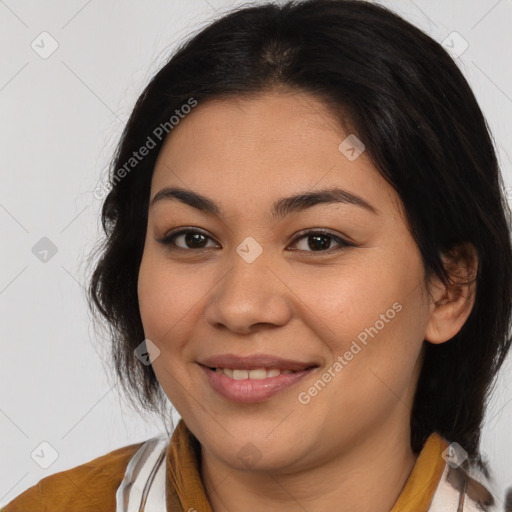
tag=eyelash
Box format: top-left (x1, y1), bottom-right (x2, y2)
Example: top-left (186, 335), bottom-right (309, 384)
top-left (157, 228), bottom-right (354, 255)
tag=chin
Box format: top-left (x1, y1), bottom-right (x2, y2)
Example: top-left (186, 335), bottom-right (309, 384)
top-left (205, 429), bottom-right (309, 472)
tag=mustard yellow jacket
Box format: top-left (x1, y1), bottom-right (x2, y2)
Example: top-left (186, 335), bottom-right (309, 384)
top-left (1, 420), bottom-right (507, 511)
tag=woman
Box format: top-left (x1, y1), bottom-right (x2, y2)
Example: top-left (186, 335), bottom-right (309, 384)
top-left (3, 0), bottom-right (511, 510)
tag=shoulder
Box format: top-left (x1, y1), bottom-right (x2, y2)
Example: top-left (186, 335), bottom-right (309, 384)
top-left (1, 440), bottom-right (145, 512)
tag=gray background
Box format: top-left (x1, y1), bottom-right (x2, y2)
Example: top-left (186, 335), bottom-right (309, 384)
top-left (1, 0), bottom-right (511, 506)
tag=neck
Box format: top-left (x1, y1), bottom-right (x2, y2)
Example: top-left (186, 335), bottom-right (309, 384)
top-left (200, 415), bottom-right (418, 512)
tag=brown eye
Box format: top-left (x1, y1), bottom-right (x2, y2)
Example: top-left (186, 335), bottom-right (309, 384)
top-left (159, 229), bottom-right (219, 250)
top-left (289, 230), bottom-right (353, 253)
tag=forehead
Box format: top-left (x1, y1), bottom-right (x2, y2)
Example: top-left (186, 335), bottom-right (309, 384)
top-left (150, 91), bottom-right (401, 221)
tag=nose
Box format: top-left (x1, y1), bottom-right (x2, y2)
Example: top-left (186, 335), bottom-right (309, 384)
top-left (202, 249), bottom-right (293, 335)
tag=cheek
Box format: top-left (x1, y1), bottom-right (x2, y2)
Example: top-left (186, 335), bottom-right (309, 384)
top-left (137, 252), bottom-right (183, 342)
top-left (300, 260), bottom-right (402, 348)
top-left (305, 253), bottom-right (426, 392)
top-left (137, 253), bottom-right (196, 409)
top-left (137, 249), bottom-right (217, 348)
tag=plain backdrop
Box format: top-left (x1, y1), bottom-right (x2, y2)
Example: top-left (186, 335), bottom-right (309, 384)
top-left (1, 0), bottom-right (511, 506)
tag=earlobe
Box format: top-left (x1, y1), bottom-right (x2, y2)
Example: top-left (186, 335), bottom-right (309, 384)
top-left (424, 243), bottom-right (479, 345)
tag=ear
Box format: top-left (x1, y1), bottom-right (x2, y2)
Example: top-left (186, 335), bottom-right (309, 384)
top-left (424, 243), bottom-right (479, 344)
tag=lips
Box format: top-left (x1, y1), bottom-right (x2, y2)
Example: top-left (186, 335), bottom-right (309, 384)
top-left (198, 353), bottom-right (318, 372)
top-left (197, 353), bottom-right (320, 403)
top-left (214, 367), bottom-right (294, 379)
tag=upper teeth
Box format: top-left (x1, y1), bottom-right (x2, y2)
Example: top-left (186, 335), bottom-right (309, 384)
top-left (215, 368), bottom-right (295, 379)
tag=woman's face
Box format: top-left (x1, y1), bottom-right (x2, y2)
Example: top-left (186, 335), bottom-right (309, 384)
top-left (137, 89), bottom-right (434, 471)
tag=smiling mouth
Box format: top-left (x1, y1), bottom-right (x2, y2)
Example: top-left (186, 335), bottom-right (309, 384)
top-left (207, 366), bottom-right (317, 379)
top-left (199, 364), bottom-right (319, 403)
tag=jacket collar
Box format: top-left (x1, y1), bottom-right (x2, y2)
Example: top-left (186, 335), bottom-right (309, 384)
top-left (117, 418), bottom-right (504, 511)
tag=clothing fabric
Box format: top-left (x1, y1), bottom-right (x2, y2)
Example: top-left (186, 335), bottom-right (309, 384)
top-left (1, 419), bottom-right (507, 511)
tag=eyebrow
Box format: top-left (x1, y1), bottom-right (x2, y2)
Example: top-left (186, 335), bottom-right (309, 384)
top-left (150, 186), bottom-right (379, 220)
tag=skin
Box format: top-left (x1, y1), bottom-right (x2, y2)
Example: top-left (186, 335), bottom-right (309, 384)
top-left (137, 89), bottom-right (477, 512)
